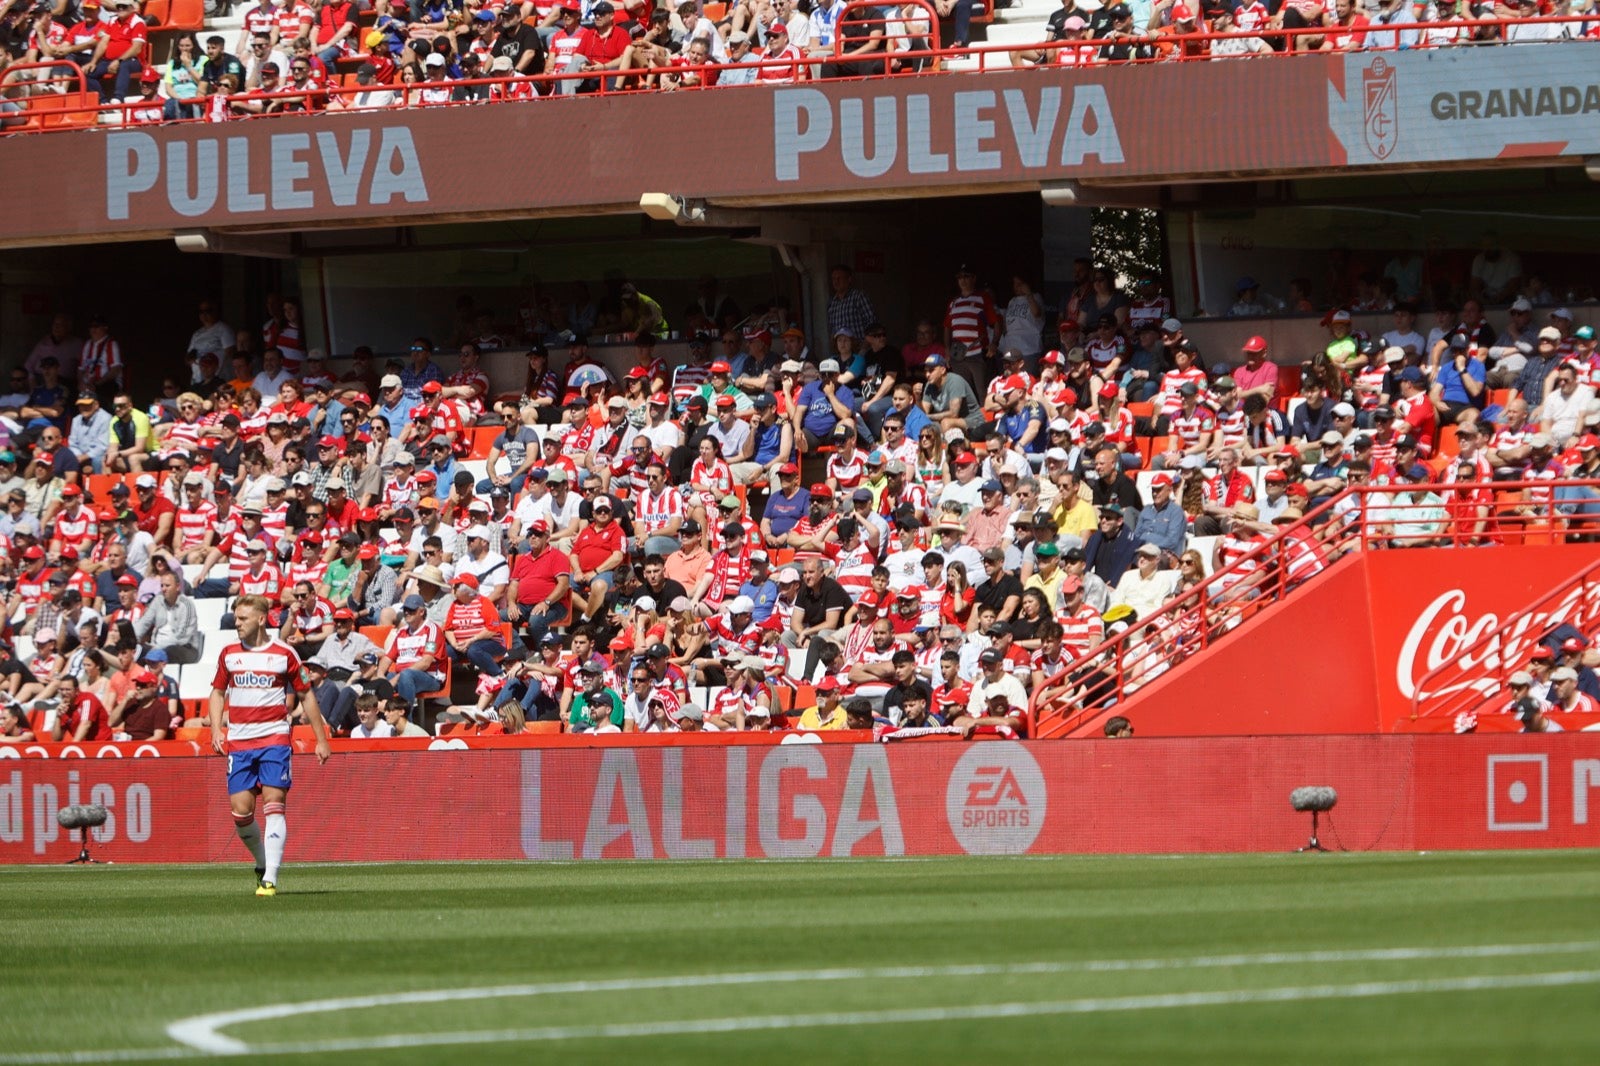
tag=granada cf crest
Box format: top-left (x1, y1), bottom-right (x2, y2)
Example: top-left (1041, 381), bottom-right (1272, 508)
top-left (1362, 57), bottom-right (1398, 160)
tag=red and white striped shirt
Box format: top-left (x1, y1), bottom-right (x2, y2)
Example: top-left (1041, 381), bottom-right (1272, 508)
top-left (1058, 603), bottom-right (1104, 660)
top-left (80, 336), bottom-right (123, 387)
top-left (385, 620), bottom-right (444, 675)
top-left (175, 503), bottom-right (218, 552)
top-left (54, 507), bottom-right (98, 553)
top-left (238, 563), bottom-right (283, 599)
top-left (212, 637), bottom-right (308, 752)
top-left (945, 293), bottom-right (998, 352)
top-left (634, 488), bottom-right (684, 534)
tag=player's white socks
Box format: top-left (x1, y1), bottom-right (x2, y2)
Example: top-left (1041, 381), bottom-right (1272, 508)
top-left (233, 813), bottom-right (266, 868)
top-left (262, 801), bottom-right (287, 884)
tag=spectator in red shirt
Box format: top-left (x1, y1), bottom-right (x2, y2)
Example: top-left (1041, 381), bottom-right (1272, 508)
top-left (574, 1), bottom-right (632, 92)
top-left (90, 0), bottom-right (148, 103)
top-left (51, 675), bottom-right (111, 742)
top-left (571, 495), bottom-right (626, 622)
top-left (507, 520), bottom-right (572, 645)
top-left (131, 474), bottom-right (176, 547)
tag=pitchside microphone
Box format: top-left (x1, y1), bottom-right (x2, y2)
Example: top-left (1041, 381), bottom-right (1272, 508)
top-left (1290, 787), bottom-right (1337, 813)
top-left (1289, 787), bottom-right (1337, 853)
top-left (57, 804), bottom-right (109, 865)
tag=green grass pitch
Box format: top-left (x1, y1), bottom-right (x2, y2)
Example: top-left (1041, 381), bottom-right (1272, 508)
top-left (3, 851), bottom-right (1599, 1064)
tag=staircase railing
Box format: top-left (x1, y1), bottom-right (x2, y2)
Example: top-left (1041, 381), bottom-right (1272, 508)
top-left (1030, 476), bottom-right (1600, 737)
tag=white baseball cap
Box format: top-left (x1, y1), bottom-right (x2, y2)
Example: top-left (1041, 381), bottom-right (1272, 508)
top-left (728, 595), bottom-right (755, 614)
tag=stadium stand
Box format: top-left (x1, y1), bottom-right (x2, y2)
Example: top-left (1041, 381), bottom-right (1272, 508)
top-left (3, 247), bottom-right (1600, 750)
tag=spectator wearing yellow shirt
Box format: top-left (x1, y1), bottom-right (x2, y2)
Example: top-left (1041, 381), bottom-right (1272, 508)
top-left (794, 676), bottom-right (849, 730)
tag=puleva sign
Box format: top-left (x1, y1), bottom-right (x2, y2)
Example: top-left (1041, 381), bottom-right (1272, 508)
top-left (772, 85), bottom-right (1123, 182)
top-left (104, 127), bottom-right (430, 222)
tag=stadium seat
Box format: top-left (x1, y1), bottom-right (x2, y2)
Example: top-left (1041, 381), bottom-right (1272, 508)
top-left (469, 426), bottom-right (499, 459)
top-left (361, 625), bottom-right (393, 649)
top-left (1437, 426), bottom-right (1459, 458)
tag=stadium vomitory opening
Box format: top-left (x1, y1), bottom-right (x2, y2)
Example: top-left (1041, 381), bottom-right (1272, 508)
top-left (2, 4), bottom-right (1600, 1061)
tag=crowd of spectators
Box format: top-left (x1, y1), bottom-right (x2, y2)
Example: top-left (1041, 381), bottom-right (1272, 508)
top-left (2, 0), bottom-right (1598, 123)
top-left (1, 250), bottom-right (1597, 743)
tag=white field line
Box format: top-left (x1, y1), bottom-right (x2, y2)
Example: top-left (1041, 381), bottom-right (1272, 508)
top-left (163, 939), bottom-right (1600, 1055)
top-left (0, 942), bottom-right (1594, 1064)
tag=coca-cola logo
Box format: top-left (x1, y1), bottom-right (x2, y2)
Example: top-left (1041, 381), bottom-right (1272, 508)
top-left (1397, 586), bottom-right (1593, 705)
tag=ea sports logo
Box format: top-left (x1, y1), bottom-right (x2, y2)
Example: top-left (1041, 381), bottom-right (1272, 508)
top-left (945, 744), bottom-right (1047, 855)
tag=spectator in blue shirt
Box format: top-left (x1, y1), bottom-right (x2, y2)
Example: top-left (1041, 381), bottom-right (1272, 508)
top-left (761, 463), bottom-right (811, 543)
top-left (399, 338), bottom-right (444, 402)
top-left (793, 359), bottom-right (858, 446)
top-left (1131, 475), bottom-right (1186, 559)
top-left (738, 553), bottom-right (780, 624)
top-left (1431, 333), bottom-right (1486, 423)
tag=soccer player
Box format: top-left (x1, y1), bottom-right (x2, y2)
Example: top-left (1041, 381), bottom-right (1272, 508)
top-left (209, 593), bottom-right (332, 896)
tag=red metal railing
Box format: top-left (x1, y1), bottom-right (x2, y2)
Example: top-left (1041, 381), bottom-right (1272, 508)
top-left (1029, 477), bottom-right (1600, 738)
top-left (1407, 553), bottom-right (1600, 724)
top-left (3, 16), bottom-right (1598, 134)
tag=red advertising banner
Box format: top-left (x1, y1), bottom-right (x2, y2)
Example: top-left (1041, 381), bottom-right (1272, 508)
top-left (4, 736), bottom-right (1597, 864)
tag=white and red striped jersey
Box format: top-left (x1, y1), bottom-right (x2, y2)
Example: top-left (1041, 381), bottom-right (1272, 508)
top-left (1058, 603), bottom-right (1104, 660)
top-left (1128, 296), bottom-right (1172, 332)
top-left (1354, 365), bottom-right (1388, 409)
top-left (175, 502), bottom-right (218, 552)
top-left (241, 1), bottom-right (281, 40)
top-left (706, 546), bottom-right (750, 604)
top-left (80, 336), bottom-right (123, 387)
top-left (276, 3), bottom-right (313, 42)
top-left (54, 507), bottom-right (98, 553)
top-left (690, 458), bottom-right (734, 500)
top-left (634, 487), bottom-right (684, 535)
top-left (833, 543), bottom-right (877, 596)
top-left (382, 475), bottom-right (418, 513)
top-left (14, 568), bottom-right (53, 615)
top-left (212, 636), bottom-right (308, 752)
top-left (238, 562), bottom-right (283, 599)
top-left (1279, 531), bottom-right (1328, 585)
top-left (260, 503), bottom-right (289, 544)
top-left (1233, 0), bottom-right (1270, 31)
top-left (1158, 368), bottom-right (1208, 416)
top-left (1169, 406), bottom-right (1216, 449)
top-left (825, 450), bottom-right (867, 489)
top-left (1085, 335), bottom-right (1126, 373)
top-left (288, 594), bottom-right (334, 635)
top-left (945, 293), bottom-right (999, 352)
top-left (1213, 405), bottom-right (1247, 449)
top-left (755, 43), bottom-right (802, 84)
top-left (1213, 531), bottom-right (1266, 589)
top-left (385, 620), bottom-right (443, 673)
top-left (165, 419), bottom-right (206, 455)
top-left (446, 368), bottom-right (491, 415)
top-left (704, 615), bottom-right (765, 659)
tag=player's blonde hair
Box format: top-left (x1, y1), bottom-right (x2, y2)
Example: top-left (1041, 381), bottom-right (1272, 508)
top-left (235, 594), bottom-right (273, 617)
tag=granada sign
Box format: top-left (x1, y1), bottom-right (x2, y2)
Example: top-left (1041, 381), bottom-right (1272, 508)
top-left (1329, 44), bottom-right (1600, 166)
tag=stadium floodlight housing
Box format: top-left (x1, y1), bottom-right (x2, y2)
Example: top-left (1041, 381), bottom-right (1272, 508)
top-left (1039, 181), bottom-right (1080, 207)
top-left (1289, 787), bottom-right (1337, 853)
top-left (638, 193), bottom-right (706, 224)
top-left (56, 804), bottom-right (109, 865)
top-left (1585, 157), bottom-right (1600, 183)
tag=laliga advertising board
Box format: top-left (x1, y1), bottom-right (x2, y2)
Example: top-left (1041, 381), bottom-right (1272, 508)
top-left (4, 738), bottom-right (1600, 864)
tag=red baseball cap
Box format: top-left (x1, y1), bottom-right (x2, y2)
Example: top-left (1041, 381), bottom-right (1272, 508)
top-left (357, 544), bottom-right (380, 560)
top-left (1264, 469), bottom-right (1288, 483)
top-left (422, 381), bottom-right (443, 395)
top-left (1242, 334), bottom-right (1267, 353)
top-left (954, 452), bottom-right (978, 466)
top-left (809, 483), bottom-right (833, 498)
top-left (710, 361), bottom-right (731, 373)
top-left (60, 484), bottom-right (81, 498)
top-left (650, 392), bottom-right (670, 405)
top-left (318, 435), bottom-right (341, 449)
top-left (1562, 637), bottom-right (1587, 652)
top-left (528, 518), bottom-right (550, 534)
top-left (816, 676), bottom-right (839, 692)
top-left (452, 573), bottom-right (479, 589)
top-left (627, 366), bottom-right (650, 379)
top-left (1098, 382), bottom-right (1119, 399)
top-left (23, 546), bottom-right (43, 560)
top-left (359, 506), bottom-right (379, 522)
top-left (332, 608), bottom-right (355, 621)
top-left (715, 395), bottom-right (736, 408)
top-left (1530, 647), bottom-right (1555, 661)
top-left (1040, 350), bottom-right (1064, 366)
top-left (1151, 473), bottom-right (1175, 488)
top-left (778, 462), bottom-right (799, 476)
top-left (116, 574), bottom-right (139, 587)
top-left (416, 471), bottom-right (438, 484)
top-left (59, 547), bottom-right (78, 560)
